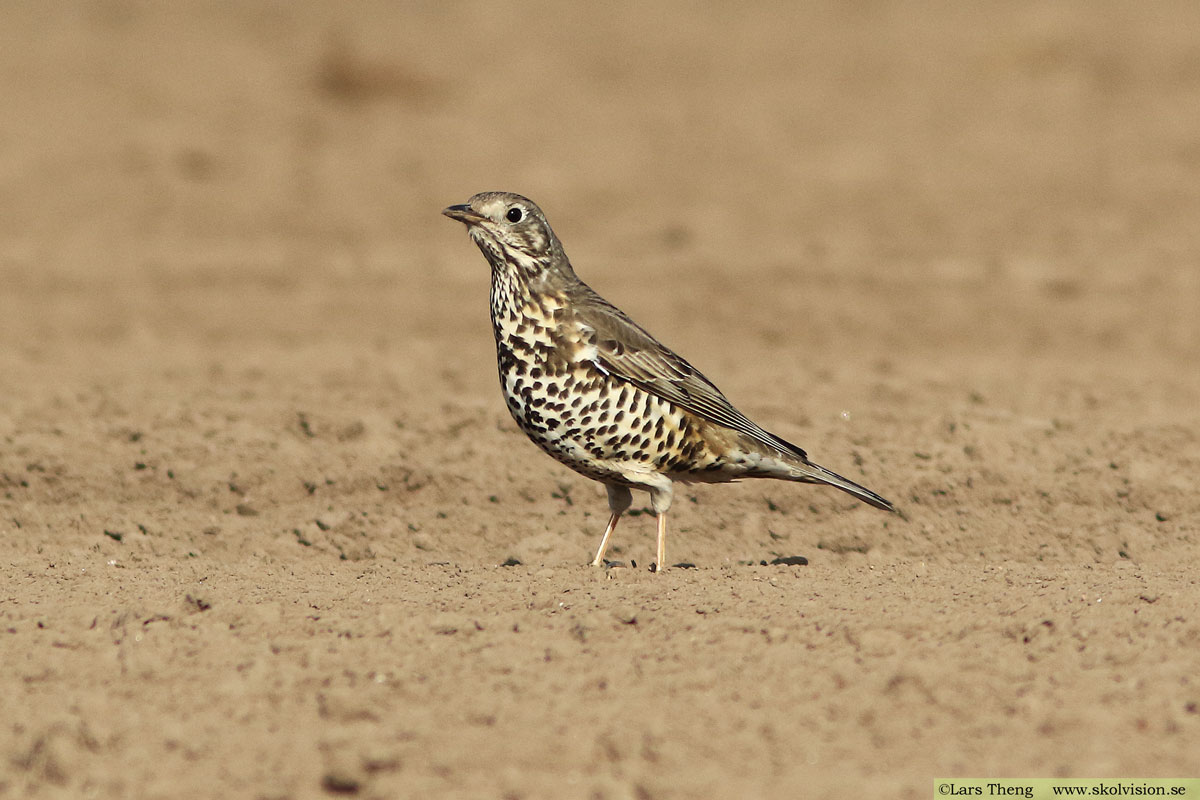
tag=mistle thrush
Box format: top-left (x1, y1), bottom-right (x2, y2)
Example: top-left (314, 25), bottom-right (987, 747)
top-left (444, 192), bottom-right (895, 571)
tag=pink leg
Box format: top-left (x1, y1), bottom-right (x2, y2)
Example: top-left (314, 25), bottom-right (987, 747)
top-left (655, 512), bottom-right (667, 573)
top-left (591, 512), bottom-right (621, 566)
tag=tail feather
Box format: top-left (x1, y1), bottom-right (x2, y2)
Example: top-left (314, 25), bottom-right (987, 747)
top-left (792, 460), bottom-right (896, 512)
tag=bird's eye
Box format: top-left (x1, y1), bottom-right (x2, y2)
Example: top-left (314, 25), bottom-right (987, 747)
top-left (506, 207), bottom-right (523, 223)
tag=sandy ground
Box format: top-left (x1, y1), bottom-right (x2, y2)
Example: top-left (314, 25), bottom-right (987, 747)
top-left (3, 2), bottom-right (1200, 798)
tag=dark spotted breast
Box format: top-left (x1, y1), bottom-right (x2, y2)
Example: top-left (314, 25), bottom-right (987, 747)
top-left (491, 287), bottom-right (729, 485)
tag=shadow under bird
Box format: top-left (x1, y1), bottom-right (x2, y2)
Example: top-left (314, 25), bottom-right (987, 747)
top-left (443, 192), bottom-right (896, 571)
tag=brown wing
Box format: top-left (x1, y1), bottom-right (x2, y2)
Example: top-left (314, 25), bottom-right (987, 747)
top-left (567, 283), bottom-right (811, 462)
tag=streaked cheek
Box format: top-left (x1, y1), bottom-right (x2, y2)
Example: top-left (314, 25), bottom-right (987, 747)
top-left (517, 230), bottom-right (544, 252)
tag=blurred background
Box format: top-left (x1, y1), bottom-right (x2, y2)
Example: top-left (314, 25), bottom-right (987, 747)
top-left (1, 1), bottom-right (1198, 567)
top-left (3, 6), bottom-right (1200, 794)
top-left (3, 1), bottom-right (1197, 378)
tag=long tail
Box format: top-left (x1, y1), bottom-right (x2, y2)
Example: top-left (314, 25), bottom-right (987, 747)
top-left (790, 459), bottom-right (896, 512)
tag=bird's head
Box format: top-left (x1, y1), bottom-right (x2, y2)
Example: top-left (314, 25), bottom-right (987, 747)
top-left (443, 192), bottom-right (573, 284)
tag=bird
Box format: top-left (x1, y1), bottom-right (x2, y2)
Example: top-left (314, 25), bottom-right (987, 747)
top-left (443, 191), bottom-right (895, 571)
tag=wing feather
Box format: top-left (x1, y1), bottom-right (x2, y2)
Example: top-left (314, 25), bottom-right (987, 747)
top-left (568, 284), bottom-right (810, 462)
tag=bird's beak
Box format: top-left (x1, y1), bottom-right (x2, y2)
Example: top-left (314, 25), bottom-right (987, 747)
top-left (442, 204), bottom-right (486, 225)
